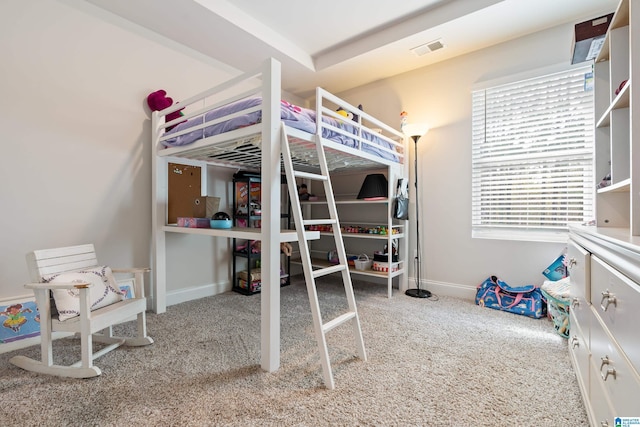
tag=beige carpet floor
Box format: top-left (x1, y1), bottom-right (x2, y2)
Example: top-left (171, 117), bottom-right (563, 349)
top-left (0, 276), bottom-right (588, 426)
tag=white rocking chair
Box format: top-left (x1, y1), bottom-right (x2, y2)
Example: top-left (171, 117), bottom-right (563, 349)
top-left (10, 244), bottom-right (153, 378)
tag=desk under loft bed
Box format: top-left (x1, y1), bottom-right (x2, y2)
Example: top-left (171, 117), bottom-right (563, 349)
top-left (151, 58), bottom-right (408, 374)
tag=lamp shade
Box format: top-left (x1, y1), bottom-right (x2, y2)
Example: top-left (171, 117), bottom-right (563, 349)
top-left (357, 174), bottom-right (388, 200)
top-left (402, 123), bottom-right (430, 140)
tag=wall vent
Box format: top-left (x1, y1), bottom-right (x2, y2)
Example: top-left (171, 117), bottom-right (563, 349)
top-left (411, 39), bottom-right (445, 56)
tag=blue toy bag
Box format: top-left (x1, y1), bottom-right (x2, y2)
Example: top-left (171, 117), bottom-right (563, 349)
top-left (475, 276), bottom-right (547, 319)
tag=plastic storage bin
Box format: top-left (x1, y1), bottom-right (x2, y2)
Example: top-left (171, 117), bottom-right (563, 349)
top-left (354, 254), bottom-right (372, 270)
top-left (541, 277), bottom-right (570, 338)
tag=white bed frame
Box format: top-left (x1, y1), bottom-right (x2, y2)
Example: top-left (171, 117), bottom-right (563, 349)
top-left (151, 58), bottom-right (407, 373)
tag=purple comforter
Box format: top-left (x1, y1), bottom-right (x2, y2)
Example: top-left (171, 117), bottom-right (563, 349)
top-left (160, 96), bottom-right (398, 162)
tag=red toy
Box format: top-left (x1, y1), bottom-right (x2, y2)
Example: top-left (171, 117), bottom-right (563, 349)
top-left (146, 89), bottom-right (185, 130)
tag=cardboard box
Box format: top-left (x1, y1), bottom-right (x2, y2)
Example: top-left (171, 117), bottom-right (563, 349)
top-left (238, 269), bottom-right (261, 282)
top-left (571, 13), bottom-right (614, 64)
top-left (193, 196), bottom-right (220, 219)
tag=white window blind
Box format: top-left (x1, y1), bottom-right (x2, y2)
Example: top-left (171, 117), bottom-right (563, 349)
top-left (471, 65), bottom-right (594, 242)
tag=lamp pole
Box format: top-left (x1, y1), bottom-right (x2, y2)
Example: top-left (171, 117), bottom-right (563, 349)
top-left (405, 134), bottom-right (431, 298)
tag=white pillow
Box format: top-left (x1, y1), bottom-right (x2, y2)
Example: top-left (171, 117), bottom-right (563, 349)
top-left (41, 266), bottom-right (125, 321)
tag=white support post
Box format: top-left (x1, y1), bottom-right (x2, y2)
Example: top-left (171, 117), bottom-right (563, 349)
top-left (260, 58), bottom-right (282, 372)
top-left (151, 111), bottom-right (167, 314)
top-left (398, 158), bottom-right (410, 293)
top-left (387, 166), bottom-right (394, 298)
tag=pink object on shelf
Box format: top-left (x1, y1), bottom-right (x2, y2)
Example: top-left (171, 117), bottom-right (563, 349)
top-left (177, 217), bottom-right (210, 228)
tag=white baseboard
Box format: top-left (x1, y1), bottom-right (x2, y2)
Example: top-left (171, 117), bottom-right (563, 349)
top-left (164, 278), bottom-right (477, 306)
top-left (408, 278), bottom-right (477, 301)
top-left (166, 281), bottom-right (231, 307)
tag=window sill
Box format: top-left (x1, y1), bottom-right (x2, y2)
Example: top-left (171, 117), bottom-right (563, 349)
top-left (472, 229), bottom-right (569, 243)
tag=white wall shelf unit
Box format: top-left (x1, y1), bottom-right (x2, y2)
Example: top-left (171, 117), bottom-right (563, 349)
top-left (592, 0), bottom-right (638, 233)
top-left (569, 1), bottom-right (640, 425)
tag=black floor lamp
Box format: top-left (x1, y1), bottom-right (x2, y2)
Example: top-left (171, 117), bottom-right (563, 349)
top-left (402, 123), bottom-right (431, 299)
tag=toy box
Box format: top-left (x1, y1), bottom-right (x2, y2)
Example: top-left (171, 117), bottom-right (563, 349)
top-left (238, 278), bottom-right (261, 293)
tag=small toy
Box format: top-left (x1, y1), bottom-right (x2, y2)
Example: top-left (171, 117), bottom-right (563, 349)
top-left (336, 104), bottom-right (363, 122)
top-left (400, 111), bottom-right (408, 132)
top-left (297, 184), bottom-right (311, 200)
top-left (235, 240), bottom-right (292, 256)
top-left (210, 211), bottom-right (232, 229)
top-left (327, 250), bottom-right (339, 264)
top-left (236, 200), bottom-right (261, 216)
top-left (336, 107), bottom-right (353, 120)
top-left (146, 89), bottom-right (185, 130)
top-left (615, 79), bottom-right (628, 95)
top-left (280, 242), bottom-right (292, 256)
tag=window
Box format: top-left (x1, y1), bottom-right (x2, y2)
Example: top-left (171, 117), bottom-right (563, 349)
top-left (471, 65), bottom-right (594, 242)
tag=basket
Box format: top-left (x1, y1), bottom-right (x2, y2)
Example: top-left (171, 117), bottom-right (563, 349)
top-left (541, 277), bottom-right (571, 338)
top-left (373, 261), bottom-right (399, 273)
top-left (354, 254), bottom-right (372, 270)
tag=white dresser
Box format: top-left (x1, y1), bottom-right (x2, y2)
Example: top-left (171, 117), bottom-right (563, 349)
top-left (568, 226), bottom-right (640, 426)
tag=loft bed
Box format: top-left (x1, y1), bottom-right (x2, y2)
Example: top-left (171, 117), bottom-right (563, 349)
top-left (151, 58), bottom-right (407, 375)
top-left (156, 83), bottom-right (405, 173)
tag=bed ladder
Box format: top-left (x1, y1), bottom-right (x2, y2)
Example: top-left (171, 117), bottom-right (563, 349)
top-left (280, 125), bottom-right (367, 390)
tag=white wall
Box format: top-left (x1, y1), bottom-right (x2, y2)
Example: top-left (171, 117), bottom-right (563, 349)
top-left (0, 0), bottom-right (239, 301)
top-left (1, 0), bottom-right (575, 305)
top-left (337, 25), bottom-right (574, 298)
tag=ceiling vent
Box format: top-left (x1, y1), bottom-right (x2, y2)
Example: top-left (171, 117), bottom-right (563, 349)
top-left (410, 39), bottom-right (445, 56)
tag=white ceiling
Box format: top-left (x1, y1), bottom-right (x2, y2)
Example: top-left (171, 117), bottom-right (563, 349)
top-left (86, 0), bottom-right (618, 98)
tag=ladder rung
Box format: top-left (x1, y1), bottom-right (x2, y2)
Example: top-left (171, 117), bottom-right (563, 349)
top-left (323, 311), bottom-right (357, 333)
top-left (313, 264), bottom-right (347, 278)
top-left (294, 171), bottom-right (328, 181)
top-left (303, 219), bottom-right (337, 226)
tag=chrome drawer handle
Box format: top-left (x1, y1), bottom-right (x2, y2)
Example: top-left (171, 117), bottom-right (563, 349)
top-left (568, 258), bottom-right (577, 269)
top-left (571, 297), bottom-right (580, 308)
top-left (571, 336), bottom-right (579, 348)
top-left (602, 367), bottom-right (616, 381)
top-left (599, 355), bottom-right (610, 370)
top-left (600, 290), bottom-right (617, 311)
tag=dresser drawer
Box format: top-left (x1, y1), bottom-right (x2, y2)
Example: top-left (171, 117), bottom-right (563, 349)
top-left (569, 291), bottom-right (590, 341)
top-left (591, 255), bottom-right (640, 373)
top-left (568, 240), bottom-right (590, 303)
top-left (568, 312), bottom-right (590, 401)
top-left (589, 307), bottom-right (640, 416)
top-left (588, 359), bottom-right (615, 427)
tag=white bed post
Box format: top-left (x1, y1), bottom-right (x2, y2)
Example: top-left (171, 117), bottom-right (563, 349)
top-left (389, 162), bottom-right (409, 294)
top-left (260, 57), bottom-right (282, 372)
top-left (151, 110), bottom-right (167, 314)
